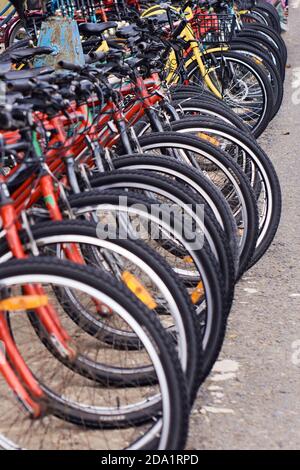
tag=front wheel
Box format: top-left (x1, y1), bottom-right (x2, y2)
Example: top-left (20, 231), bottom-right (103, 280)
top-left (0, 257), bottom-right (189, 450)
top-left (6, 17), bottom-right (41, 47)
top-left (188, 51), bottom-right (274, 137)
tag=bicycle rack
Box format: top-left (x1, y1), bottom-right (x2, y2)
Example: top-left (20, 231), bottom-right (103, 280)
top-left (9, 0), bottom-right (85, 68)
top-left (34, 0), bottom-right (85, 68)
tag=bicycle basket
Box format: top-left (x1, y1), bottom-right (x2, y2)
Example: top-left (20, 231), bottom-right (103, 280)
top-left (191, 13), bottom-right (236, 43)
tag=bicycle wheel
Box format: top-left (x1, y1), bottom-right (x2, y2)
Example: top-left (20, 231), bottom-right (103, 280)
top-left (0, 257), bottom-right (189, 450)
top-left (66, 190), bottom-right (227, 381)
top-left (228, 43), bottom-right (284, 118)
top-left (0, 220), bottom-right (203, 401)
top-left (235, 30), bottom-right (285, 78)
top-left (187, 51), bottom-right (274, 137)
top-left (89, 170), bottom-right (236, 304)
top-left (253, 1), bottom-right (281, 33)
top-left (135, 132), bottom-right (259, 276)
top-left (242, 23), bottom-right (287, 65)
top-left (112, 154), bottom-right (240, 270)
top-left (164, 117), bottom-right (282, 268)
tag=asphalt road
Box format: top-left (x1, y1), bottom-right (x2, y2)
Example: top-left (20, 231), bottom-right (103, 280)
top-left (188, 6), bottom-right (300, 450)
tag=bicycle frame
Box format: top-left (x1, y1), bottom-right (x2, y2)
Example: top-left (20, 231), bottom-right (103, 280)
top-left (142, 6), bottom-right (224, 98)
top-left (0, 170), bottom-right (80, 418)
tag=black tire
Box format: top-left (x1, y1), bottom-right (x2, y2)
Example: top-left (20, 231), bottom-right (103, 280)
top-left (170, 84), bottom-right (217, 100)
top-left (189, 51), bottom-right (275, 137)
top-left (6, 16), bottom-right (41, 47)
top-left (164, 117), bottom-right (282, 267)
top-left (242, 22), bottom-right (287, 65)
top-left (136, 131), bottom-right (259, 276)
top-left (253, 3), bottom-right (281, 33)
top-left (241, 11), bottom-right (270, 28)
top-left (112, 154), bottom-right (240, 271)
top-left (1, 220), bottom-right (203, 402)
top-left (182, 41), bottom-right (283, 119)
top-left (66, 190), bottom-right (227, 381)
top-left (89, 169), bottom-right (236, 306)
top-left (235, 29), bottom-right (285, 78)
top-left (0, 257), bottom-right (189, 449)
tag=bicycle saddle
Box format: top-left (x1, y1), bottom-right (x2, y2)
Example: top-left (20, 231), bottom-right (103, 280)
top-left (3, 67), bottom-right (54, 81)
top-left (7, 47), bottom-right (54, 61)
top-left (79, 22), bottom-right (118, 37)
top-left (116, 25), bottom-right (140, 39)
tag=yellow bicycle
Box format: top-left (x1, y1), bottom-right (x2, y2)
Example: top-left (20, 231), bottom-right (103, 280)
top-left (141, 2), bottom-right (274, 135)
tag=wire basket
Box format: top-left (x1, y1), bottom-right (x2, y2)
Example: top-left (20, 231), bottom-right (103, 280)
top-left (191, 13), bottom-right (236, 43)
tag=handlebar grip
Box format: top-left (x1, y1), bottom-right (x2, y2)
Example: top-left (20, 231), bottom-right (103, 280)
top-left (137, 42), bottom-right (148, 52)
top-left (88, 51), bottom-right (107, 62)
top-left (0, 111), bottom-right (11, 129)
top-left (7, 80), bottom-right (34, 93)
top-left (58, 61), bottom-right (83, 72)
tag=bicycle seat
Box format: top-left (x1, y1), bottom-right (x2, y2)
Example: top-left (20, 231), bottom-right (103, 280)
top-left (116, 25), bottom-right (140, 39)
top-left (79, 22), bottom-right (118, 37)
top-left (5, 39), bottom-right (32, 52)
top-left (9, 47), bottom-right (54, 61)
top-left (3, 66), bottom-right (54, 81)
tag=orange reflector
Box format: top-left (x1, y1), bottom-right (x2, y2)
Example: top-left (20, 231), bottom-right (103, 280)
top-left (198, 133), bottom-right (220, 147)
top-left (183, 256), bottom-right (193, 263)
top-left (191, 281), bottom-right (205, 304)
top-left (0, 295), bottom-right (49, 311)
top-left (121, 271), bottom-right (157, 309)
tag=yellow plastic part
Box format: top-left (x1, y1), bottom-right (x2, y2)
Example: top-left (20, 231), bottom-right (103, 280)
top-left (191, 281), bottom-right (205, 304)
top-left (198, 132), bottom-right (220, 147)
top-left (97, 40), bottom-right (109, 53)
top-left (0, 295), bottom-right (49, 311)
top-left (121, 271), bottom-right (157, 309)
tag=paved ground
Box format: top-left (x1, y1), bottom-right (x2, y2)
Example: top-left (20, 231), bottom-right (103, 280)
top-left (188, 6), bottom-right (300, 450)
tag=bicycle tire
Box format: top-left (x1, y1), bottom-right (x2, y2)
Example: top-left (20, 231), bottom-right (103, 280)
top-left (0, 257), bottom-right (189, 449)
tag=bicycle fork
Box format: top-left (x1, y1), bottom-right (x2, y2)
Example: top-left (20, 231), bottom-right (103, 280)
top-left (0, 177), bottom-right (77, 417)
